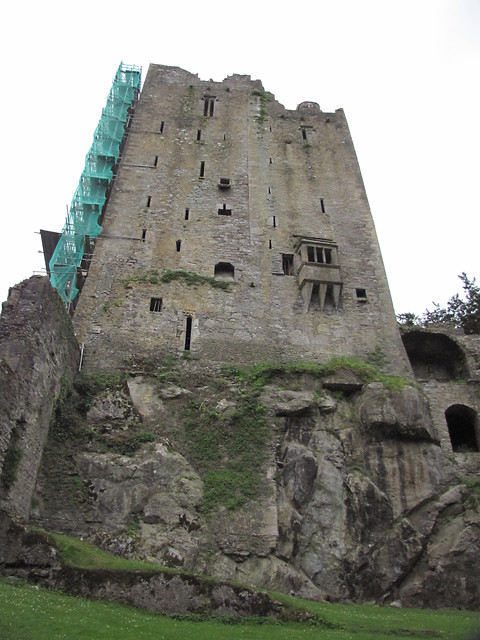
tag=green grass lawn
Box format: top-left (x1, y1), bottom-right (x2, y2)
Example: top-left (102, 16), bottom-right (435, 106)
top-left (1, 578), bottom-right (479, 640)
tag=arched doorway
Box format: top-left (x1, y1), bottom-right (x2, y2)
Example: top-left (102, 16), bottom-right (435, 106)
top-left (445, 404), bottom-right (479, 452)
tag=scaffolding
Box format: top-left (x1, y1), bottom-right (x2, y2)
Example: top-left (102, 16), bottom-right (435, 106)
top-left (49, 63), bottom-right (141, 308)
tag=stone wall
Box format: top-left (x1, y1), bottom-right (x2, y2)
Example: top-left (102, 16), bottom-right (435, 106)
top-left (0, 276), bottom-right (79, 520)
top-left (73, 64), bottom-right (411, 377)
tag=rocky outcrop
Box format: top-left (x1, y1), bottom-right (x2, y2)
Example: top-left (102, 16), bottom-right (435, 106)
top-left (0, 277), bottom-right (79, 520)
top-left (30, 362), bottom-right (480, 609)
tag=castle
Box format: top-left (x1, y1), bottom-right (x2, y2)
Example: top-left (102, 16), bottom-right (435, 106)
top-left (1, 63), bottom-right (479, 610)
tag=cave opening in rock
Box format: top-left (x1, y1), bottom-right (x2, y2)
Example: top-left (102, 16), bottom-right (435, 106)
top-left (445, 404), bottom-right (479, 452)
top-left (401, 331), bottom-right (468, 381)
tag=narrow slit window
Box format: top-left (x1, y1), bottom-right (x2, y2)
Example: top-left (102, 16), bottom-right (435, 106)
top-left (154, 156), bottom-right (158, 167)
top-left (160, 121), bottom-right (165, 134)
top-left (269, 157), bottom-right (273, 164)
top-left (210, 98), bottom-right (215, 117)
top-left (176, 239), bottom-right (182, 252)
top-left (269, 239), bottom-right (272, 249)
top-left (218, 204), bottom-right (232, 216)
top-left (185, 208), bottom-right (190, 221)
top-left (142, 229), bottom-right (147, 242)
top-left (302, 128), bottom-right (307, 141)
top-left (268, 187), bottom-right (272, 194)
top-left (197, 129), bottom-right (201, 141)
top-left (150, 297), bottom-right (162, 312)
top-left (200, 161), bottom-right (205, 178)
top-left (203, 98), bottom-right (209, 117)
top-left (223, 133), bottom-right (226, 140)
top-left (320, 198), bottom-right (325, 213)
top-left (273, 215), bottom-right (277, 228)
top-left (146, 196), bottom-right (151, 208)
top-left (184, 315), bottom-right (192, 350)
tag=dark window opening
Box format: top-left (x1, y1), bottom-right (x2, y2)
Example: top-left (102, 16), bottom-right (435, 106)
top-left (445, 405), bottom-right (479, 452)
top-left (269, 239), bottom-right (272, 249)
top-left (302, 128), bottom-right (307, 141)
top-left (214, 262), bottom-right (235, 280)
top-left (282, 254), bottom-right (294, 275)
top-left (218, 178), bottom-right (231, 189)
top-left (160, 121), bottom-right (165, 134)
top-left (320, 198), bottom-right (325, 213)
top-left (224, 133), bottom-right (226, 140)
top-left (307, 246), bottom-right (333, 264)
top-left (142, 229), bottom-right (147, 242)
top-left (154, 156), bottom-right (158, 167)
top-left (197, 129), bottom-right (201, 141)
top-left (218, 204), bottom-right (232, 216)
top-left (203, 97), bottom-right (215, 117)
top-left (184, 315), bottom-right (192, 351)
top-left (176, 239), bottom-right (181, 252)
top-left (356, 288), bottom-right (367, 301)
top-left (268, 187), bottom-right (272, 194)
top-left (272, 215), bottom-right (277, 228)
top-left (200, 161), bottom-right (205, 178)
top-left (150, 297), bottom-right (162, 312)
top-left (401, 331), bottom-right (469, 382)
top-left (146, 196), bottom-right (151, 208)
top-left (269, 157), bottom-right (273, 164)
top-left (185, 208), bottom-right (190, 220)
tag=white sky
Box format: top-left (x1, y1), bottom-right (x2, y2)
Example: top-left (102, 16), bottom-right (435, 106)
top-left (1, 0), bottom-right (479, 315)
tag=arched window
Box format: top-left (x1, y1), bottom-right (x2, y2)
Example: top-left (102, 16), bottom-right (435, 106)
top-left (214, 262), bottom-right (234, 280)
top-left (445, 404), bottom-right (479, 452)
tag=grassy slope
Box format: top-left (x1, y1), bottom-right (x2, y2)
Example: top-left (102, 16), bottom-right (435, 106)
top-left (0, 579), bottom-right (479, 640)
top-left (1, 532), bottom-right (479, 640)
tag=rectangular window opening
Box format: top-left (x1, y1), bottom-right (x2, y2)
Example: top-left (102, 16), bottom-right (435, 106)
top-left (218, 204), bottom-right (232, 216)
top-left (356, 288), bottom-right (367, 302)
top-left (282, 254), bottom-right (294, 276)
top-left (269, 157), bottom-right (273, 164)
top-left (302, 128), bottom-right (307, 141)
top-left (142, 229), bottom-right (147, 242)
top-left (272, 215), bottom-right (277, 228)
top-left (200, 161), bottom-right (205, 178)
top-left (176, 239), bottom-right (182, 252)
top-left (146, 196), bottom-right (151, 208)
top-left (268, 187), bottom-right (272, 194)
top-left (154, 156), bottom-right (158, 168)
top-left (203, 98), bottom-right (209, 117)
top-left (160, 121), bottom-right (165, 134)
top-left (320, 198), bottom-right (325, 213)
top-left (209, 98), bottom-right (215, 117)
top-left (197, 129), bottom-right (201, 141)
top-left (150, 297), bottom-right (163, 312)
top-left (307, 246), bottom-right (315, 262)
top-left (269, 239), bottom-right (272, 249)
top-left (185, 208), bottom-right (190, 221)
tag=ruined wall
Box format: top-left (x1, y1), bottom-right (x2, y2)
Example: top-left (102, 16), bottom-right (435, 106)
top-left (0, 276), bottom-right (79, 520)
top-left (73, 64), bottom-right (410, 377)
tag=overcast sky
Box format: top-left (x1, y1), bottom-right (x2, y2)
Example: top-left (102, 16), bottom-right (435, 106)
top-left (1, 0), bottom-right (479, 315)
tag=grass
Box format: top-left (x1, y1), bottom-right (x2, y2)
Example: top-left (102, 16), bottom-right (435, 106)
top-left (224, 357), bottom-right (411, 393)
top-left (159, 269), bottom-right (231, 290)
top-left (0, 578), bottom-right (479, 640)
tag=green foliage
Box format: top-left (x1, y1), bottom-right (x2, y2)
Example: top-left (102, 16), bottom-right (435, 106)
top-left (160, 269), bottom-right (231, 290)
top-left (398, 273), bottom-right (480, 335)
top-left (224, 357), bottom-right (409, 393)
top-left (184, 390), bottom-right (270, 513)
top-left (1, 578), bottom-right (479, 640)
top-left (123, 269), bottom-right (159, 288)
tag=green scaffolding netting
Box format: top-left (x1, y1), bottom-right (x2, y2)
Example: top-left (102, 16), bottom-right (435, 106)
top-left (49, 63), bottom-right (141, 306)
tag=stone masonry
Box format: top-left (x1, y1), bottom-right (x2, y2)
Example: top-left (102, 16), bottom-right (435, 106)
top-left (73, 64), bottom-right (411, 376)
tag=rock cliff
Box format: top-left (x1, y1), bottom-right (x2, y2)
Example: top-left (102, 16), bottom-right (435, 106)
top-left (30, 358), bottom-right (480, 609)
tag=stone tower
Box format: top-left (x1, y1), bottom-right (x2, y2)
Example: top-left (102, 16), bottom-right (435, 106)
top-left (73, 64), bottom-right (410, 375)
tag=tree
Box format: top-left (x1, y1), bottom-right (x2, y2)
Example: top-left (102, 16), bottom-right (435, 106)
top-left (398, 273), bottom-right (480, 335)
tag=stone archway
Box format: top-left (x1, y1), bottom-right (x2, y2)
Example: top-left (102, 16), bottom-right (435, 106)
top-left (401, 330), bottom-right (468, 381)
top-left (445, 404), bottom-right (479, 452)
